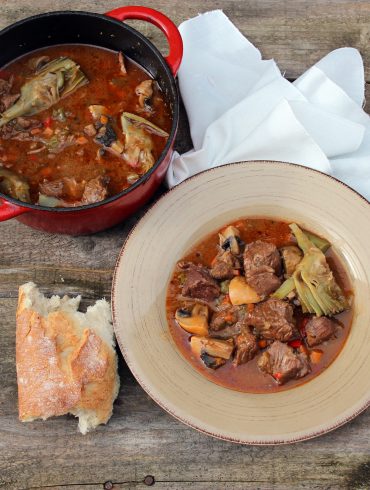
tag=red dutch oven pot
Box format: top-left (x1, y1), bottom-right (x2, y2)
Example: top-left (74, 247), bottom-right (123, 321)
top-left (0, 6), bottom-right (183, 234)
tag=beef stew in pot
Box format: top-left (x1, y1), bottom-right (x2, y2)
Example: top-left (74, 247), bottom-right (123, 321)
top-left (0, 44), bottom-right (172, 207)
top-left (166, 219), bottom-right (353, 393)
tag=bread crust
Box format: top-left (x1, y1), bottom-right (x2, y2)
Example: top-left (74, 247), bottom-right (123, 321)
top-left (16, 284), bottom-right (119, 432)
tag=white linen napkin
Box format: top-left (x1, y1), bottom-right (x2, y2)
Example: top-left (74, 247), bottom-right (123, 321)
top-left (166, 10), bottom-right (370, 200)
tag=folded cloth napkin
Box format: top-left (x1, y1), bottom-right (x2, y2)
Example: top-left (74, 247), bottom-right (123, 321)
top-left (166, 10), bottom-right (370, 200)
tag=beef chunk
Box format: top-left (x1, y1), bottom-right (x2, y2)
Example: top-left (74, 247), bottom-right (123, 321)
top-left (82, 176), bottom-right (109, 204)
top-left (244, 240), bottom-right (281, 276)
top-left (210, 250), bottom-right (241, 280)
top-left (209, 304), bottom-right (246, 338)
top-left (210, 305), bottom-right (242, 331)
top-left (248, 298), bottom-right (296, 341)
top-left (15, 117), bottom-right (40, 130)
top-left (180, 262), bottom-right (220, 302)
top-left (209, 323), bottom-right (242, 339)
top-left (234, 329), bottom-right (258, 365)
top-left (0, 78), bottom-right (11, 95)
top-left (306, 316), bottom-right (336, 347)
top-left (258, 340), bottom-right (310, 385)
top-left (1, 93), bottom-right (19, 111)
top-left (247, 272), bottom-right (281, 298)
top-left (243, 241), bottom-right (282, 296)
top-left (0, 76), bottom-right (19, 113)
top-left (40, 177), bottom-right (86, 201)
top-left (0, 117), bottom-right (42, 140)
top-left (39, 179), bottom-right (64, 198)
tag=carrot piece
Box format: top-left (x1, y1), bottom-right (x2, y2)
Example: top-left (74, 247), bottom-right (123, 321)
top-left (247, 303), bottom-right (255, 313)
top-left (211, 255), bottom-right (218, 266)
top-left (288, 339), bottom-right (302, 348)
top-left (310, 350), bottom-right (323, 364)
top-left (76, 136), bottom-right (88, 145)
top-left (39, 167), bottom-right (52, 178)
top-left (258, 339), bottom-right (267, 349)
top-left (43, 127), bottom-right (53, 137)
top-left (30, 128), bottom-right (41, 135)
top-left (100, 115), bottom-right (108, 125)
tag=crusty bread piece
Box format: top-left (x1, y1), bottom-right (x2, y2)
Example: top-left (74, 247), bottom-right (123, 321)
top-left (16, 282), bottom-right (120, 434)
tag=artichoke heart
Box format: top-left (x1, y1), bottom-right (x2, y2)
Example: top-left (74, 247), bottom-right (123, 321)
top-left (0, 57), bottom-right (88, 127)
top-left (0, 169), bottom-right (31, 203)
top-left (120, 112), bottom-right (168, 172)
top-left (290, 223), bottom-right (348, 316)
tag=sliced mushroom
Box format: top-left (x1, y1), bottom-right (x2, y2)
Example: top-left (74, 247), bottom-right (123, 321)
top-left (220, 225), bottom-right (240, 240)
top-left (190, 336), bottom-right (234, 360)
top-left (135, 79), bottom-right (153, 111)
top-left (110, 140), bottom-right (124, 154)
top-left (190, 335), bottom-right (204, 357)
top-left (0, 169), bottom-right (31, 203)
top-left (219, 225), bottom-right (241, 254)
top-left (192, 303), bottom-right (209, 320)
top-left (175, 304), bottom-right (209, 336)
top-left (203, 338), bottom-right (234, 359)
top-left (200, 352), bottom-right (226, 369)
top-left (95, 123), bottom-right (118, 149)
top-left (229, 276), bottom-right (260, 305)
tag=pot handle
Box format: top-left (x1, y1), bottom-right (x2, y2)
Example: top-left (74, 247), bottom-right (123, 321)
top-left (0, 198), bottom-right (30, 222)
top-left (105, 6), bottom-right (183, 76)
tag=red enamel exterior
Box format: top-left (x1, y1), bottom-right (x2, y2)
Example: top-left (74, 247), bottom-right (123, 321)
top-left (15, 146), bottom-right (174, 234)
top-left (0, 7), bottom-right (182, 235)
top-left (106, 6), bottom-right (183, 76)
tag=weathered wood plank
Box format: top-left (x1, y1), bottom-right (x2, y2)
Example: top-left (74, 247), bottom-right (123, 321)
top-left (1, 1), bottom-right (370, 489)
top-left (1, 294), bottom-right (370, 489)
top-left (26, 481), bottom-right (370, 490)
top-left (1, 0), bottom-right (369, 80)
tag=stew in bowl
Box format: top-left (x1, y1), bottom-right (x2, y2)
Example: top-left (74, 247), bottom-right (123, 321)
top-left (112, 161), bottom-right (370, 444)
top-left (167, 218), bottom-right (352, 393)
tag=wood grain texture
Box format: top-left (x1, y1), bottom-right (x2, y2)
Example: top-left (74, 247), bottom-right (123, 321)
top-left (1, 0), bottom-right (370, 81)
top-left (0, 1), bottom-right (369, 489)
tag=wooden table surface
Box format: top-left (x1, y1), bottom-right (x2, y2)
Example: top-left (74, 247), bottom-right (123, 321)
top-left (1, 1), bottom-right (370, 489)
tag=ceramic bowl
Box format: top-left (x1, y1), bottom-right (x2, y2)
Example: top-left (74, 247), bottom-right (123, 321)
top-left (112, 161), bottom-right (370, 444)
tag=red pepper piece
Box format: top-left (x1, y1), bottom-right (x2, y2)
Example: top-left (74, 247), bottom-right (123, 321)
top-left (274, 372), bottom-right (282, 380)
top-left (288, 339), bottom-right (302, 348)
top-left (43, 116), bottom-right (52, 128)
